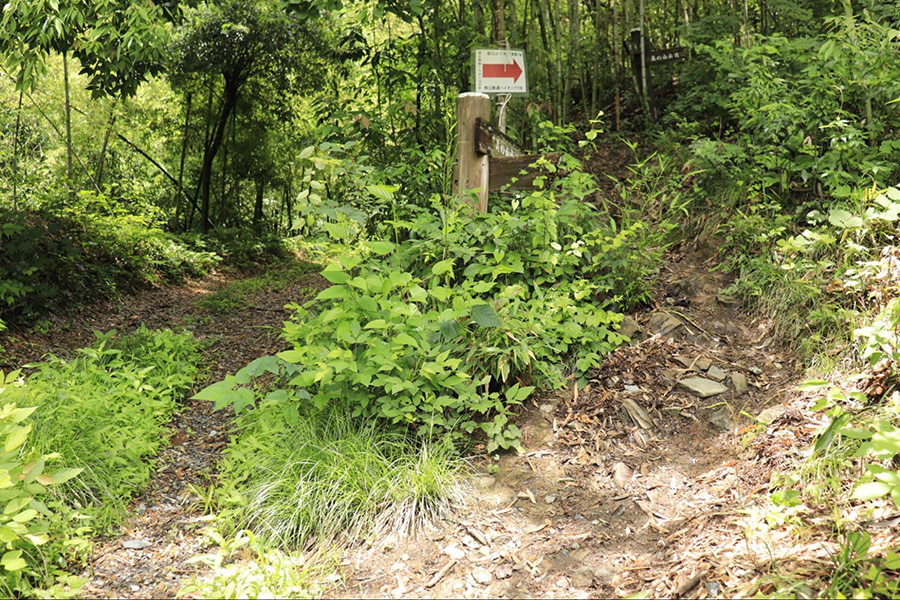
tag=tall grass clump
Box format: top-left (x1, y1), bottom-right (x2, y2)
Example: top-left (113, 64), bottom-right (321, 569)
top-left (214, 397), bottom-right (464, 549)
top-left (24, 327), bottom-right (200, 528)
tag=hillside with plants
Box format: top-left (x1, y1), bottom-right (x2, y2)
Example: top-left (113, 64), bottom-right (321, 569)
top-left (1, 0), bottom-right (900, 598)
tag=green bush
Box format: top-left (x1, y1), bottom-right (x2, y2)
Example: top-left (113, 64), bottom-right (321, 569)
top-left (0, 207), bottom-right (216, 325)
top-left (197, 160), bottom-right (679, 451)
top-left (0, 382), bottom-right (88, 599)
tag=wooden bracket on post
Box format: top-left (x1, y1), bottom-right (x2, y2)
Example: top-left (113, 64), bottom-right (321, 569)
top-left (455, 92), bottom-right (491, 212)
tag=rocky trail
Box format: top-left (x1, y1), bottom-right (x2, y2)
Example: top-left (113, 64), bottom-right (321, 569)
top-left (2, 247), bottom-right (812, 599)
top-left (333, 247), bottom-right (806, 599)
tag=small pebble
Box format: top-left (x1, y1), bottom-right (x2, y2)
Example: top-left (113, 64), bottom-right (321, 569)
top-left (574, 514), bottom-right (585, 520)
top-left (544, 494), bottom-right (557, 504)
top-left (471, 567), bottom-right (492, 585)
top-left (130, 585), bottom-right (140, 592)
top-left (401, 553), bottom-right (409, 561)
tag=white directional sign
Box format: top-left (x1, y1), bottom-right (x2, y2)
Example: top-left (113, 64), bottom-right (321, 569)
top-left (473, 48), bottom-right (527, 96)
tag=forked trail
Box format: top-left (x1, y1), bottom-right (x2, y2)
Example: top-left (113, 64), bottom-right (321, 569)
top-left (7, 247), bottom-right (805, 599)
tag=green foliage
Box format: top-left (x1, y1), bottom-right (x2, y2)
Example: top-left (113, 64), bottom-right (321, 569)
top-left (179, 530), bottom-right (338, 599)
top-left (0, 0), bottom-right (170, 96)
top-left (22, 327), bottom-right (200, 528)
top-left (196, 164), bottom-right (671, 451)
top-left (208, 396), bottom-right (463, 549)
top-left (0, 375), bottom-right (88, 599)
top-left (0, 207), bottom-right (216, 325)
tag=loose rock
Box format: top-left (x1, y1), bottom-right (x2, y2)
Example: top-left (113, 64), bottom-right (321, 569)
top-left (122, 539), bottom-right (152, 550)
top-left (756, 405), bottom-right (786, 424)
top-left (695, 357), bottom-right (713, 371)
top-left (471, 567), bottom-right (492, 585)
top-left (571, 567), bottom-right (595, 588)
top-left (612, 462), bottom-right (632, 488)
top-left (444, 545), bottom-right (466, 560)
top-left (708, 407), bottom-right (733, 431)
top-left (618, 316), bottom-right (643, 340)
top-left (732, 372), bottom-right (749, 393)
top-left (648, 312), bottom-right (682, 336)
top-left (707, 365), bottom-right (727, 381)
top-left (678, 377), bottom-right (728, 399)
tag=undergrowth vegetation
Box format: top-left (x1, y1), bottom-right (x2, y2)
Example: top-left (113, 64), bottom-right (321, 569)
top-left (0, 327), bottom-right (200, 597)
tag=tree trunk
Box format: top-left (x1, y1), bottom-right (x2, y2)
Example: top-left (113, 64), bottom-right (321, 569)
top-left (613, 0), bottom-right (622, 131)
top-left (95, 102), bottom-right (117, 189)
top-left (12, 89), bottom-right (23, 210)
top-left (253, 178), bottom-right (265, 225)
top-left (63, 51), bottom-right (74, 202)
top-left (174, 92), bottom-right (193, 232)
top-left (199, 79), bottom-right (239, 233)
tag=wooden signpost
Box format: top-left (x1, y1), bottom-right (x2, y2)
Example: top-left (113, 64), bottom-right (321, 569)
top-left (455, 92), bottom-right (559, 212)
top-left (629, 27), bottom-right (685, 119)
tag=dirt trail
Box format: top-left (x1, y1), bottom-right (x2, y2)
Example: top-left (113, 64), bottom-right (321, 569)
top-left (331, 246), bottom-right (803, 599)
top-left (2, 266), bottom-right (325, 599)
top-left (2, 245), bottom-right (806, 599)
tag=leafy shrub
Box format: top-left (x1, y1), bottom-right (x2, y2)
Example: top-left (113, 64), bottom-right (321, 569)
top-left (179, 227), bottom-right (293, 268)
top-left (180, 530), bottom-right (338, 599)
top-left (197, 161), bottom-right (679, 452)
top-left (0, 374), bottom-right (88, 599)
top-left (0, 208), bottom-right (216, 325)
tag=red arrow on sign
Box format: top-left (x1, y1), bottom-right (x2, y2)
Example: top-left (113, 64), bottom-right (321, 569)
top-left (482, 59), bottom-right (523, 83)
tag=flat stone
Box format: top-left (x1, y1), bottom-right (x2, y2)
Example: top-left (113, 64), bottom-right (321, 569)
top-left (544, 495), bottom-right (557, 504)
top-left (476, 476), bottom-right (497, 490)
top-left (624, 385), bottom-right (640, 393)
top-left (612, 462), bottom-right (632, 488)
top-left (618, 316), bottom-right (642, 339)
top-left (673, 356), bottom-right (695, 369)
top-left (472, 567), bottom-right (492, 585)
top-left (708, 407), bottom-right (733, 431)
top-left (571, 567), bottom-right (594, 588)
top-left (707, 365), bottom-right (727, 381)
top-left (695, 357), bottom-right (713, 371)
top-left (648, 312), bottom-right (681, 336)
top-left (731, 372), bottom-right (748, 393)
top-left (678, 377), bottom-right (728, 399)
top-left (756, 406), bottom-right (785, 424)
top-left (122, 539), bottom-right (152, 550)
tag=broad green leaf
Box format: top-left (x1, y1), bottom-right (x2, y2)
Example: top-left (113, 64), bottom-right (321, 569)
top-left (471, 304), bottom-right (502, 328)
top-left (797, 380), bottom-right (831, 391)
top-left (1, 550), bottom-right (25, 571)
top-left (367, 241), bottom-right (396, 255)
top-left (432, 259), bottom-right (454, 276)
top-left (316, 285), bottom-right (348, 301)
top-left (4, 425), bottom-right (30, 453)
top-left (48, 468), bottom-right (82, 485)
top-left (321, 263), bottom-right (350, 284)
top-left (853, 481), bottom-right (892, 501)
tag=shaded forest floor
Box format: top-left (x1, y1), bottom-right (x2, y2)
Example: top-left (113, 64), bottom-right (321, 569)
top-left (1, 246), bottom-right (834, 599)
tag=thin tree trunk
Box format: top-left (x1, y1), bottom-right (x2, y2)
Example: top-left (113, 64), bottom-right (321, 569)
top-left (253, 178), bottom-right (265, 225)
top-left (613, 0), bottom-right (622, 131)
top-left (552, 0), bottom-right (563, 124)
top-left (174, 92), bottom-right (193, 232)
top-left (199, 81), bottom-right (238, 233)
top-left (591, 0), bottom-right (602, 117)
top-left (563, 0), bottom-right (579, 123)
top-left (63, 51), bottom-right (74, 201)
top-left (12, 89), bottom-right (23, 210)
top-left (95, 101), bottom-right (117, 189)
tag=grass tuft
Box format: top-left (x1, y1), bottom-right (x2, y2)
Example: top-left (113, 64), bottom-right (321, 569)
top-left (215, 398), bottom-right (464, 550)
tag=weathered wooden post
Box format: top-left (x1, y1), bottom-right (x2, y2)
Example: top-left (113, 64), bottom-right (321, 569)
top-left (456, 92), bottom-right (491, 213)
